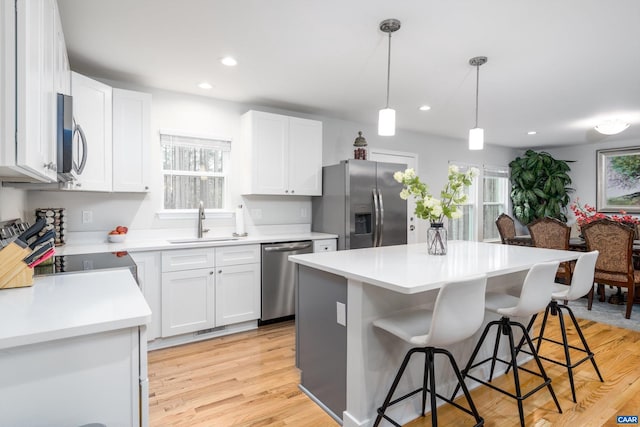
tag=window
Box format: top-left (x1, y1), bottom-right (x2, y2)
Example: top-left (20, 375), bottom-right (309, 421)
top-left (160, 131), bottom-right (231, 210)
top-left (449, 163), bottom-right (510, 241)
top-left (449, 163), bottom-right (479, 241)
top-left (482, 166), bottom-right (510, 241)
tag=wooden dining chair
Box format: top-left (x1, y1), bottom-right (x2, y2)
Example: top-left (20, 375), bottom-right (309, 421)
top-left (528, 216), bottom-right (572, 284)
top-left (582, 218), bottom-right (640, 319)
top-left (495, 213), bottom-right (516, 244)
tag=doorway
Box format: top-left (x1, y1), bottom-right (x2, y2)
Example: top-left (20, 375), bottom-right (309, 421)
top-left (369, 148), bottom-right (418, 244)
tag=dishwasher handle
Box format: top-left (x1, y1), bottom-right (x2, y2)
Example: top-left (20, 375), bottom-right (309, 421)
top-left (263, 242), bottom-right (313, 252)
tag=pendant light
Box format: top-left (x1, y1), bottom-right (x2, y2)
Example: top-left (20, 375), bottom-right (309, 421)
top-left (469, 56), bottom-right (487, 150)
top-left (378, 19), bottom-right (401, 136)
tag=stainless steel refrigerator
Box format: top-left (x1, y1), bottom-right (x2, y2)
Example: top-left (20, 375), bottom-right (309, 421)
top-left (312, 160), bottom-right (407, 250)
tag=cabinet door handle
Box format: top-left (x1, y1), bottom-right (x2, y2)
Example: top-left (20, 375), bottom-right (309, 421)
top-left (291, 190), bottom-right (295, 194)
top-left (210, 271), bottom-right (214, 275)
top-left (285, 190), bottom-right (289, 194)
top-left (218, 270), bottom-right (222, 274)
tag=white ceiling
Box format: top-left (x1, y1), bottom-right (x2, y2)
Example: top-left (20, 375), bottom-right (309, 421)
top-left (57, 0), bottom-right (640, 148)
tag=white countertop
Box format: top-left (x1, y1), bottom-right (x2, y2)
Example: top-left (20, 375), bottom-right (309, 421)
top-left (0, 269), bottom-right (151, 350)
top-left (56, 231), bottom-right (338, 255)
top-left (289, 241), bottom-right (580, 294)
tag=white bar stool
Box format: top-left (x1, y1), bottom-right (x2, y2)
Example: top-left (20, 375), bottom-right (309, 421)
top-left (515, 250), bottom-right (604, 402)
top-left (372, 274), bottom-right (487, 427)
top-left (452, 261), bottom-right (563, 427)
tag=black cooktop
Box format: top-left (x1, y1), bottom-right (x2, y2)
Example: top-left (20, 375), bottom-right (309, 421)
top-left (33, 251), bottom-right (137, 277)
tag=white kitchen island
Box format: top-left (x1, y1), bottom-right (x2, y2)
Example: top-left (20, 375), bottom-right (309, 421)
top-left (0, 269), bottom-right (151, 427)
top-left (289, 241), bottom-right (579, 427)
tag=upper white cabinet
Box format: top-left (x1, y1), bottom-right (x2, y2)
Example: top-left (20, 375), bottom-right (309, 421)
top-left (1, 0), bottom-right (69, 182)
top-left (0, 0), bottom-right (16, 171)
top-left (240, 110), bottom-right (322, 196)
top-left (69, 72), bottom-right (112, 191)
top-left (112, 88), bottom-right (151, 192)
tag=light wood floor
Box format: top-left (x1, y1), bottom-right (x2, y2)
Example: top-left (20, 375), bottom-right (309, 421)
top-left (149, 316), bottom-right (640, 427)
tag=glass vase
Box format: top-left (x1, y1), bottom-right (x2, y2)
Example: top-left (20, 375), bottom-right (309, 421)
top-left (427, 222), bottom-right (447, 255)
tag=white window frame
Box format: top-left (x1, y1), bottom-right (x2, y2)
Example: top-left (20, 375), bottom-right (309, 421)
top-left (482, 165), bottom-right (511, 242)
top-left (157, 129), bottom-right (233, 219)
top-left (448, 161), bottom-right (511, 241)
top-left (448, 161), bottom-right (480, 241)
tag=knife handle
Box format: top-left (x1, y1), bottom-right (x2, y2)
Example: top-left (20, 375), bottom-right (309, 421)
top-left (17, 218), bottom-right (46, 244)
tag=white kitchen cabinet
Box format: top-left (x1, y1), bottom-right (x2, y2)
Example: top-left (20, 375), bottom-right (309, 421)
top-left (215, 245), bottom-right (260, 326)
top-left (161, 248), bottom-right (216, 337)
top-left (113, 88), bottom-right (151, 192)
top-left (70, 71), bottom-right (113, 191)
top-left (161, 268), bottom-right (215, 337)
top-left (1, 0), bottom-right (69, 182)
top-left (160, 245), bottom-right (261, 337)
top-left (131, 251), bottom-right (162, 341)
top-left (240, 110), bottom-right (322, 196)
top-left (313, 238), bottom-right (337, 252)
top-left (216, 263), bottom-right (260, 326)
top-left (0, 0), bottom-right (15, 170)
top-left (53, 1), bottom-right (70, 97)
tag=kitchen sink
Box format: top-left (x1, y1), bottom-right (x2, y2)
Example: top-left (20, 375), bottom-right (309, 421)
top-left (168, 237), bottom-right (239, 244)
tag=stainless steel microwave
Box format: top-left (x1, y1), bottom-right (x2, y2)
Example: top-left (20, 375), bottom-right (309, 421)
top-left (56, 93), bottom-right (87, 182)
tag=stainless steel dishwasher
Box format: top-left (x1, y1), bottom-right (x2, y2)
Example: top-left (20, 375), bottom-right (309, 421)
top-left (260, 240), bottom-right (313, 323)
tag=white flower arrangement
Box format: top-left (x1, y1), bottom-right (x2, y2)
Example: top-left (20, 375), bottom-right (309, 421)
top-left (394, 165), bottom-right (477, 223)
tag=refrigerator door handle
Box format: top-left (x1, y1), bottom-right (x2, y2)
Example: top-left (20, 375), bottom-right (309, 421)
top-left (377, 188), bottom-right (384, 246)
top-left (372, 188), bottom-right (380, 247)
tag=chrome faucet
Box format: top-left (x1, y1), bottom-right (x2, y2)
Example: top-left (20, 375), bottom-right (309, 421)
top-left (197, 201), bottom-right (207, 238)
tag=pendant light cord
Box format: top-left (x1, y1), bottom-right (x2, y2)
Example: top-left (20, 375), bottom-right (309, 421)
top-left (385, 32), bottom-right (392, 108)
top-left (474, 64), bottom-right (480, 128)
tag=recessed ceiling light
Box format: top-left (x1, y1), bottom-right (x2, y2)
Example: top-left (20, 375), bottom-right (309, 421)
top-left (418, 105), bottom-right (431, 111)
top-left (594, 119), bottom-right (630, 135)
top-left (221, 56), bottom-right (238, 67)
top-left (527, 131), bottom-right (537, 135)
top-left (198, 82), bottom-right (213, 90)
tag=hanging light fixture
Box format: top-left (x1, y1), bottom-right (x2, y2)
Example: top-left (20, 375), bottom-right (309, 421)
top-left (468, 56), bottom-right (487, 150)
top-left (378, 19), bottom-right (401, 136)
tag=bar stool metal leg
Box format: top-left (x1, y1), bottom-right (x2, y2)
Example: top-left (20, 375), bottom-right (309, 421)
top-left (374, 346), bottom-right (484, 427)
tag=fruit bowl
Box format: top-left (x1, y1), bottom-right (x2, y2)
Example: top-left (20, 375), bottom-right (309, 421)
top-left (108, 233), bottom-right (126, 243)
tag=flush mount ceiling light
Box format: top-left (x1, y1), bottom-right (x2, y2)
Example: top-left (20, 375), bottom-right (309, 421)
top-left (419, 105), bottom-right (431, 111)
top-left (198, 82), bottom-right (213, 89)
top-left (468, 56), bottom-right (487, 150)
top-left (594, 119), bottom-right (630, 135)
top-left (378, 18), bottom-right (401, 136)
top-left (221, 56), bottom-right (238, 66)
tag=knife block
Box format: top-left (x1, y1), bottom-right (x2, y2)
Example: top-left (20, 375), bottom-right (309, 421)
top-left (0, 244), bottom-right (33, 289)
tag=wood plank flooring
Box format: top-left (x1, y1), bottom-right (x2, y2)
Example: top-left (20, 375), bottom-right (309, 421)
top-left (149, 317), bottom-right (640, 426)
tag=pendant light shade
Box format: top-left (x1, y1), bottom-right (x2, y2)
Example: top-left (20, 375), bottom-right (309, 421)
top-left (469, 56), bottom-right (487, 150)
top-left (469, 127), bottom-right (484, 150)
top-left (378, 19), bottom-right (401, 136)
top-left (378, 108), bottom-right (396, 136)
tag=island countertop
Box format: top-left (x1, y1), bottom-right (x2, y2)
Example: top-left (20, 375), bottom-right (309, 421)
top-left (289, 240), bottom-right (579, 294)
top-left (0, 269), bottom-right (151, 350)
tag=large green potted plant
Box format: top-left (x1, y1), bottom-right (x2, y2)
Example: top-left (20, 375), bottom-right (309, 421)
top-left (509, 149), bottom-right (573, 224)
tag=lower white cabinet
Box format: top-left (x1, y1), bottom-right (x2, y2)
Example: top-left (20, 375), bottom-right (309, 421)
top-left (162, 267), bottom-right (215, 337)
top-left (160, 244), bottom-right (260, 338)
top-left (215, 263), bottom-right (260, 326)
top-left (130, 251), bottom-right (161, 341)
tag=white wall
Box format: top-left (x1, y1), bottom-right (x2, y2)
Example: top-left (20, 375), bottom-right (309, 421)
top-left (23, 78), bottom-right (519, 234)
top-left (543, 135), bottom-right (640, 220)
top-left (0, 186), bottom-right (26, 221)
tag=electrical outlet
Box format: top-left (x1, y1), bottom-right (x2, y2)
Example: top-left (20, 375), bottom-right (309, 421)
top-left (300, 207), bottom-right (308, 218)
top-left (82, 210), bottom-right (93, 224)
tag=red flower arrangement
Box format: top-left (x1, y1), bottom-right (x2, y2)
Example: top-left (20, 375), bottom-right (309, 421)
top-left (570, 199), bottom-right (640, 228)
